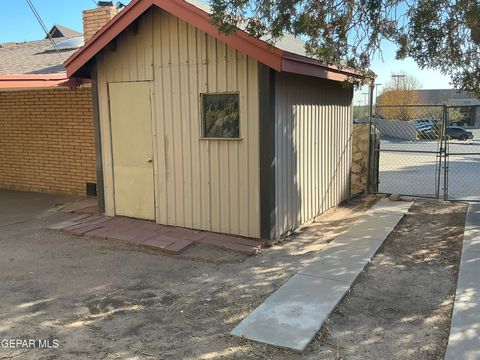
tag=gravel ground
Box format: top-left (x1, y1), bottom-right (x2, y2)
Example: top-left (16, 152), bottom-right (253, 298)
top-left (0, 191), bottom-right (466, 359)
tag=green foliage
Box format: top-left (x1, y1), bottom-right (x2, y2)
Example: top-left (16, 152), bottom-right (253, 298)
top-left (448, 107), bottom-right (468, 124)
top-left (210, 0), bottom-right (480, 96)
top-left (353, 105), bottom-right (366, 120)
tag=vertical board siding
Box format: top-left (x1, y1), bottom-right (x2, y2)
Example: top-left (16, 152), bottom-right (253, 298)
top-left (96, 10), bottom-right (154, 215)
top-left (275, 72), bottom-right (353, 237)
top-left (96, 8), bottom-right (260, 238)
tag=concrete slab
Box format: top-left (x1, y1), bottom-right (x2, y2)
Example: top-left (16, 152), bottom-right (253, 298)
top-left (62, 198), bottom-right (98, 213)
top-left (298, 237), bottom-right (383, 283)
top-left (231, 199), bottom-right (412, 351)
top-left (0, 190), bottom-right (72, 226)
top-left (454, 250), bottom-right (480, 304)
top-left (445, 203), bottom-right (480, 360)
top-left (445, 299), bottom-right (480, 360)
top-left (368, 198), bottom-right (413, 213)
top-left (462, 203), bottom-right (480, 252)
top-left (299, 210), bottom-right (406, 283)
top-left (230, 273), bottom-right (350, 351)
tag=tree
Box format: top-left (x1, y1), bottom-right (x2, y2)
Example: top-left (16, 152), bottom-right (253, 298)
top-left (377, 72), bottom-right (423, 121)
top-left (353, 105), bottom-right (367, 120)
top-left (210, 0), bottom-right (480, 96)
top-left (448, 107), bottom-right (469, 125)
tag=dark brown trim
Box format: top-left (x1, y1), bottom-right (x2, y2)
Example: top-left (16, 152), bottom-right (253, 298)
top-left (91, 62), bottom-right (105, 213)
top-left (259, 64), bottom-right (276, 239)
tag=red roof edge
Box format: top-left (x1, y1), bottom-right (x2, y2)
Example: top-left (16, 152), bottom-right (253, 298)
top-left (281, 52), bottom-right (362, 82)
top-left (65, 0), bottom-right (154, 77)
top-left (65, 0), bottom-right (283, 78)
top-left (0, 74), bottom-right (90, 89)
top-left (150, 0), bottom-right (283, 70)
top-left (65, 0), bottom-right (365, 82)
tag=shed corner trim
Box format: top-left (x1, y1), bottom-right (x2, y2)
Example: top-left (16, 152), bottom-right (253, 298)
top-left (259, 64), bottom-right (277, 240)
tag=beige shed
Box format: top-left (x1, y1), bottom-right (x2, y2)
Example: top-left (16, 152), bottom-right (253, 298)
top-left (65, 0), bottom-right (357, 239)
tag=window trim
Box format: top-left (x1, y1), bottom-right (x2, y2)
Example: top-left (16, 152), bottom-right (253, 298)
top-left (200, 91), bottom-right (241, 140)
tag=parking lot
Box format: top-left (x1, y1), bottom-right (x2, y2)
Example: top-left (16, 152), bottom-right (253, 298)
top-left (378, 135), bottom-right (480, 200)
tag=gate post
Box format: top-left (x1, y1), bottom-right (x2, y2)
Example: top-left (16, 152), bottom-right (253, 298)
top-left (443, 104), bottom-right (449, 200)
top-left (366, 82), bottom-right (376, 194)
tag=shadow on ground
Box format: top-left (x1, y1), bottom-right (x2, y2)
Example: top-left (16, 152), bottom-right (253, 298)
top-left (0, 191), bottom-right (466, 359)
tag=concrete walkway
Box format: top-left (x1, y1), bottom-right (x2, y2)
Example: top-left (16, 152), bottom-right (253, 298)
top-left (445, 203), bottom-right (480, 360)
top-left (231, 198), bottom-right (412, 352)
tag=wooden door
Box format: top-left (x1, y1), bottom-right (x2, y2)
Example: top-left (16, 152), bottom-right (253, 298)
top-left (109, 82), bottom-right (155, 220)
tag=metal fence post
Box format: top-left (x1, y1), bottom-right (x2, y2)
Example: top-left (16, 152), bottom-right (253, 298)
top-left (443, 104), bottom-right (449, 200)
top-left (366, 83), bottom-right (375, 193)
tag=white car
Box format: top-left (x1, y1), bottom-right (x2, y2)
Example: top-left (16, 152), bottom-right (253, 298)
top-left (415, 119), bottom-right (433, 132)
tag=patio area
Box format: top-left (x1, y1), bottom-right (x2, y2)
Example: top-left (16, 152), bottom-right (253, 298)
top-left (48, 214), bottom-right (262, 255)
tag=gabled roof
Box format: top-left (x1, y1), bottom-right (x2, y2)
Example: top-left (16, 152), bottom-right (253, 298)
top-left (65, 0), bottom-right (361, 82)
top-left (47, 25), bottom-right (82, 39)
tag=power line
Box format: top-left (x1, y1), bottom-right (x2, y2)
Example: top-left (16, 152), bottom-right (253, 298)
top-left (25, 0), bottom-right (64, 62)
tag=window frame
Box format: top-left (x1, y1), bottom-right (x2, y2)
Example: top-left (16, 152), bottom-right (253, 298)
top-left (199, 91), bottom-right (242, 141)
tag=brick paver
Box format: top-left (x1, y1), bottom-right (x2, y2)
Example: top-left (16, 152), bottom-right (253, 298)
top-left (49, 215), bottom-right (263, 255)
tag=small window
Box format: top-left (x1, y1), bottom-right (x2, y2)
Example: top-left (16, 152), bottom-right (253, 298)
top-left (202, 93), bottom-right (240, 139)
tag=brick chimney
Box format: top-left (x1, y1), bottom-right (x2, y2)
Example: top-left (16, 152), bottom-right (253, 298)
top-left (83, 1), bottom-right (117, 42)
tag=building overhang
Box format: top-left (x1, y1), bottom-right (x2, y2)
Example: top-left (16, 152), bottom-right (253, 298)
top-left (64, 0), bottom-right (363, 82)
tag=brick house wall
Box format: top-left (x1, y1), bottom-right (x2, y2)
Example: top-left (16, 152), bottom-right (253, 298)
top-left (0, 87), bottom-right (96, 195)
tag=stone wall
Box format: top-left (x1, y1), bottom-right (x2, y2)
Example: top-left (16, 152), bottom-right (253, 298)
top-left (351, 124), bottom-right (370, 194)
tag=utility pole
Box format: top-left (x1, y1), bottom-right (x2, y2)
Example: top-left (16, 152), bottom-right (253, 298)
top-left (362, 91), bottom-right (369, 118)
top-left (392, 74), bottom-right (407, 120)
top-left (391, 74), bottom-right (406, 90)
top-left (374, 83), bottom-right (382, 105)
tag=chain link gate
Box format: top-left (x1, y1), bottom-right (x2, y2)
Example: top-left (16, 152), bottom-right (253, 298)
top-left (370, 104), bottom-right (480, 201)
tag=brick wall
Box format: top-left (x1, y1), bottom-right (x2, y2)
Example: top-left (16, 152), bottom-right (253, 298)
top-left (83, 6), bottom-right (117, 42)
top-left (0, 87), bottom-right (96, 195)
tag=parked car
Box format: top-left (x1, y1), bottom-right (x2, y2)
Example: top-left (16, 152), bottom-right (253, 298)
top-left (415, 119), bottom-right (433, 132)
top-left (446, 126), bottom-right (474, 141)
top-left (416, 119), bottom-right (438, 140)
top-left (416, 123), bottom-right (433, 133)
top-left (353, 117), bottom-right (369, 124)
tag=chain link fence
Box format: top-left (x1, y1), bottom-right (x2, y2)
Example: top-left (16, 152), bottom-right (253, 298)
top-left (371, 104), bottom-right (480, 201)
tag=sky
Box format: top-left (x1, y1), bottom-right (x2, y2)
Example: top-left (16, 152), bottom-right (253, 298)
top-left (352, 40), bottom-right (452, 105)
top-left (0, 0), bottom-right (98, 43)
top-left (1, 0), bottom-right (452, 102)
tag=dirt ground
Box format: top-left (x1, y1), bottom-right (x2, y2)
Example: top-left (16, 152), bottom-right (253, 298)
top-left (0, 190), bottom-right (467, 359)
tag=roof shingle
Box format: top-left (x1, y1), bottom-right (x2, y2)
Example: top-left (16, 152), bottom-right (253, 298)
top-left (0, 38), bottom-right (79, 75)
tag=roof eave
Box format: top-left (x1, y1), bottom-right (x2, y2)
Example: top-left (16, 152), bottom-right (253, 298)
top-left (281, 51), bottom-right (367, 82)
top-left (0, 74), bottom-right (89, 90)
top-left (65, 0), bottom-right (284, 78)
top-left (65, 0), bottom-right (154, 78)
top-left (64, 0), bottom-right (368, 82)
